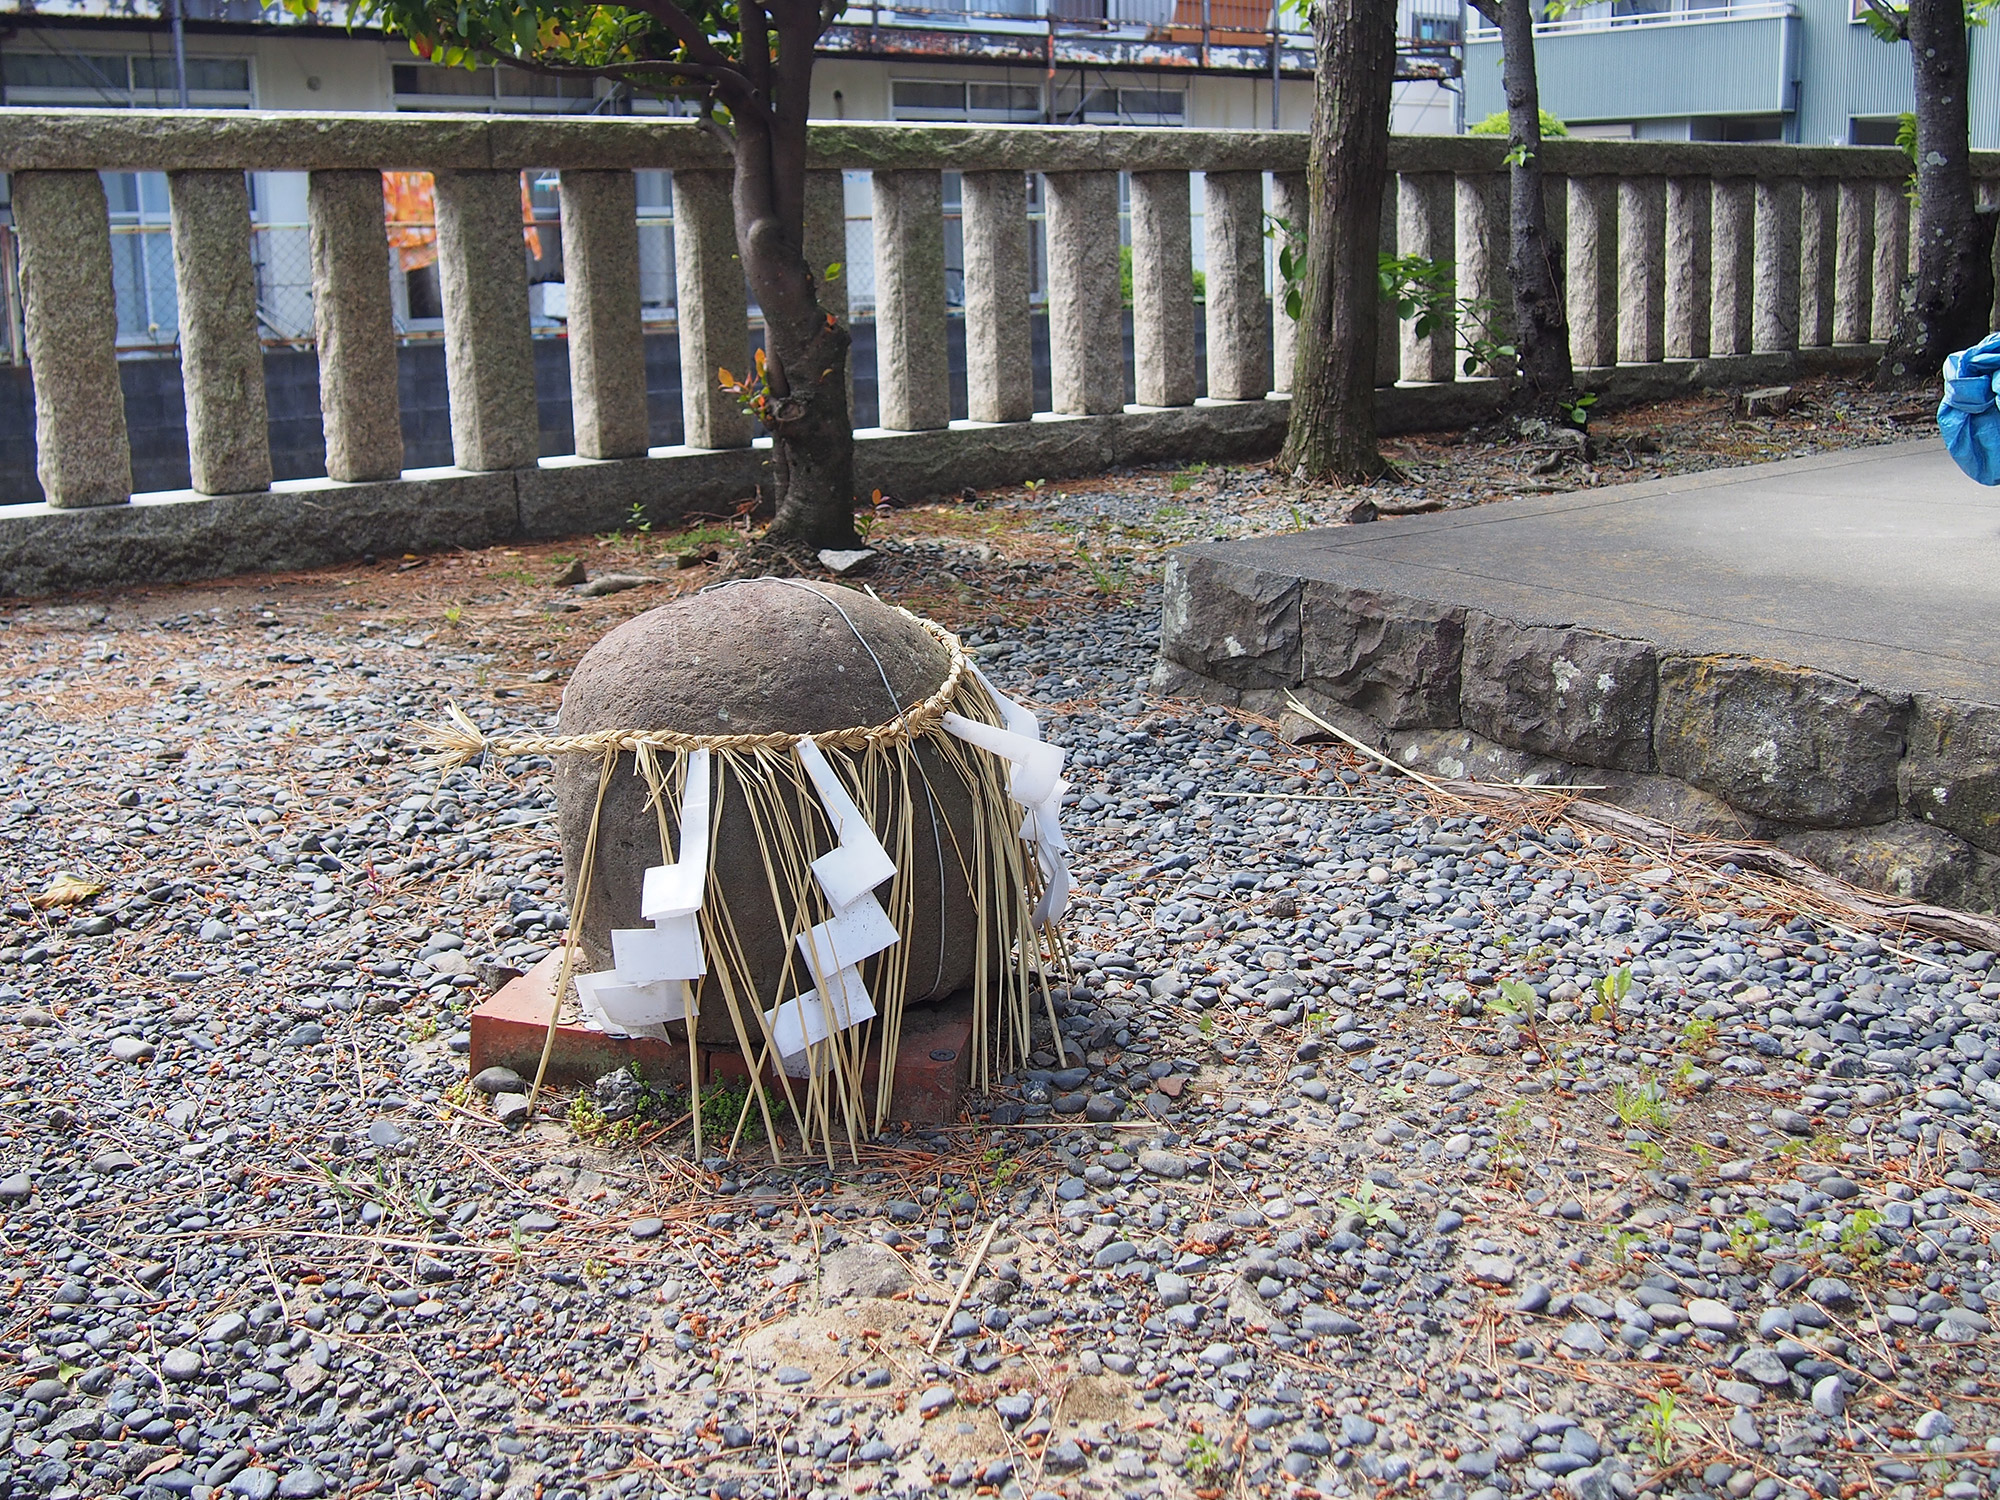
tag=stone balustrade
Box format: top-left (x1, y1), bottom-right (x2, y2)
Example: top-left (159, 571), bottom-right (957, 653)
top-left (3, 112), bottom-right (1994, 593)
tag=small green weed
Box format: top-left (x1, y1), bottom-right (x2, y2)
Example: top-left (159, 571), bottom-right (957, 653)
top-left (1605, 1226), bottom-right (1645, 1263)
top-left (1631, 1390), bottom-right (1688, 1468)
top-left (1185, 1433), bottom-right (1226, 1485)
top-left (626, 501), bottom-right (653, 534)
top-left (1488, 977), bottom-right (1538, 1024)
top-left (1335, 1179), bottom-right (1394, 1229)
top-left (1590, 965), bottom-right (1631, 1022)
top-left (699, 1078), bottom-right (769, 1145)
top-left (1840, 1207), bottom-right (1886, 1271)
top-left (1680, 1015), bottom-right (1718, 1050)
top-left (1612, 1076), bottom-right (1671, 1132)
top-left (1558, 391), bottom-right (1600, 429)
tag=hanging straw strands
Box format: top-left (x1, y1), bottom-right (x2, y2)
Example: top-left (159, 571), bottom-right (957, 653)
top-left (414, 604), bottom-right (1069, 1166)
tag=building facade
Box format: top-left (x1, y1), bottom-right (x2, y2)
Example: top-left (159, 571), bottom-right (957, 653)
top-left (1463, 0), bottom-right (2000, 148)
top-left (0, 0), bottom-right (1459, 356)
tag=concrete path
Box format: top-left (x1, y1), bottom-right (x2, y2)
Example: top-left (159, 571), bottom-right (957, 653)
top-left (1229, 439), bottom-right (2000, 702)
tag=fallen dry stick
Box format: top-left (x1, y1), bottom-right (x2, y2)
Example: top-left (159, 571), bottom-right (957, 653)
top-left (927, 1218), bottom-right (1001, 1356)
top-left (1428, 777), bottom-right (2000, 952)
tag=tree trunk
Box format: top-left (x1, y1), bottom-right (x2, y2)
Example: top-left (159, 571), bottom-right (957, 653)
top-left (1279, 0), bottom-right (1397, 484)
top-left (1495, 0), bottom-right (1573, 411)
top-left (730, 88), bottom-right (862, 552)
top-left (1878, 0), bottom-right (1997, 388)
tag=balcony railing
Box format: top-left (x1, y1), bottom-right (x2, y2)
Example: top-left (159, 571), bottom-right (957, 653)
top-left (1467, 0), bottom-right (1794, 36)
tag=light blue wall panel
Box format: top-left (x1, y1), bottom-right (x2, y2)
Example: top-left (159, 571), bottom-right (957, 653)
top-left (1465, 0), bottom-right (2000, 148)
top-left (1464, 14), bottom-right (1798, 126)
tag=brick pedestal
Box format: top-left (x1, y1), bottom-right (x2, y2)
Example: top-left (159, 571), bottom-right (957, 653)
top-left (468, 953), bottom-right (975, 1125)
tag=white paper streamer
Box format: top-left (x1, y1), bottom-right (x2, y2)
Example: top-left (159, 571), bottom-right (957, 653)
top-left (575, 971), bottom-right (682, 1039)
top-left (795, 736), bottom-right (897, 909)
top-left (770, 739), bottom-right (904, 1077)
top-left (943, 677), bottom-right (1074, 928)
top-left (640, 748), bottom-right (712, 920)
top-left (772, 966), bottom-right (878, 1079)
top-left (580, 748), bottom-right (712, 1034)
top-left (798, 892), bottom-right (899, 978)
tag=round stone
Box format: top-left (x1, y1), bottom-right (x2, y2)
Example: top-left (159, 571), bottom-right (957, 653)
top-left (161, 1348), bottom-right (203, 1381)
top-left (554, 581), bottom-right (989, 1045)
top-left (1686, 1297), bottom-right (1738, 1333)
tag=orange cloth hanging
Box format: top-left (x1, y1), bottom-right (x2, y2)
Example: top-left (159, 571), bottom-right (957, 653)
top-left (380, 170), bottom-right (543, 274)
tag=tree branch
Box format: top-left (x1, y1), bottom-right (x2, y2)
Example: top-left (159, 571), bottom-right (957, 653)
top-left (741, 0), bottom-right (773, 101)
top-left (1859, 0), bottom-right (1909, 38)
top-left (618, 0), bottom-right (740, 74)
top-left (1467, 0), bottom-right (1499, 23)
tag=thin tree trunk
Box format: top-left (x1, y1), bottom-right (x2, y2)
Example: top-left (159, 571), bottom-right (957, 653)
top-left (1878, 0), bottom-right (1997, 387)
top-left (729, 101), bottom-right (862, 552)
top-left (1279, 0), bottom-right (1397, 484)
top-left (1494, 0), bottom-right (1573, 410)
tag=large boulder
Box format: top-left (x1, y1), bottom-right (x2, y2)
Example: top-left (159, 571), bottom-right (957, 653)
top-left (554, 580), bottom-right (985, 1045)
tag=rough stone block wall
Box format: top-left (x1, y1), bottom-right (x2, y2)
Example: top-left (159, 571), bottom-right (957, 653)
top-left (1154, 559), bottom-right (2000, 914)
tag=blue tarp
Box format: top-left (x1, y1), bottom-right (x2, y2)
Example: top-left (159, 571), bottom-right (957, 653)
top-left (1939, 331), bottom-right (2000, 485)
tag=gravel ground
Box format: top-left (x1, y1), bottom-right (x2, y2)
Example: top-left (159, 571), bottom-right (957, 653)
top-left (5, 397), bottom-right (2000, 1500)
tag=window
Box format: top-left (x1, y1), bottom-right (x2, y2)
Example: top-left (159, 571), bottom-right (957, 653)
top-left (133, 57), bottom-right (251, 94)
top-left (1060, 84), bottom-right (1185, 125)
top-left (891, 79), bottom-right (1043, 122)
top-left (392, 63), bottom-right (497, 97)
top-left (392, 59), bottom-right (598, 111)
top-left (1849, 117), bottom-right (1902, 146)
top-left (1411, 13), bottom-right (1460, 42)
top-left (1, 51), bottom-right (254, 107)
top-left (968, 83), bottom-right (1043, 120)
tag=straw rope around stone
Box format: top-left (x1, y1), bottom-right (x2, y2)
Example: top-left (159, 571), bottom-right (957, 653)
top-left (414, 607), bottom-right (973, 768)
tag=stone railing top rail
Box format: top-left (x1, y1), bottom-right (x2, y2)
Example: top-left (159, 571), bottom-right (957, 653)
top-left (0, 109), bottom-right (1990, 180)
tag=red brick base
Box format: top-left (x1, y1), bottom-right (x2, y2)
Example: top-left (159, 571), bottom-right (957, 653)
top-left (467, 953), bottom-right (976, 1126)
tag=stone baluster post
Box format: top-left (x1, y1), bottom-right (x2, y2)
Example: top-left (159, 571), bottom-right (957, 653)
top-left (672, 169), bottom-right (750, 450)
top-left (1833, 180), bottom-right (1875, 347)
top-left (559, 170), bottom-right (649, 460)
top-left (872, 169), bottom-right (950, 432)
top-left (1753, 178), bottom-right (1802, 353)
top-left (1044, 171), bottom-right (1124, 416)
top-left (1798, 181), bottom-right (1837, 349)
top-left (1205, 171), bottom-right (1270, 400)
top-left (167, 170), bottom-right (271, 495)
top-left (308, 170), bottom-right (402, 481)
top-left (11, 171), bottom-right (132, 508)
top-left (1710, 179), bottom-right (1754, 357)
top-left (1454, 171), bottom-right (1510, 377)
top-left (1397, 172), bottom-right (1455, 382)
top-left (1130, 171), bottom-right (1197, 407)
top-left (1664, 176), bottom-right (1712, 360)
top-left (1377, 186), bottom-right (1400, 386)
top-left (1271, 171), bottom-right (1307, 392)
top-left (960, 170), bottom-right (1034, 423)
top-left (803, 169), bottom-right (855, 420)
top-left (1617, 175), bottom-right (1666, 366)
top-left (1871, 180), bottom-right (1908, 344)
top-left (1566, 176), bottom-right (1618, 370)
top-left (434, 169), bottom-right (539, 471)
